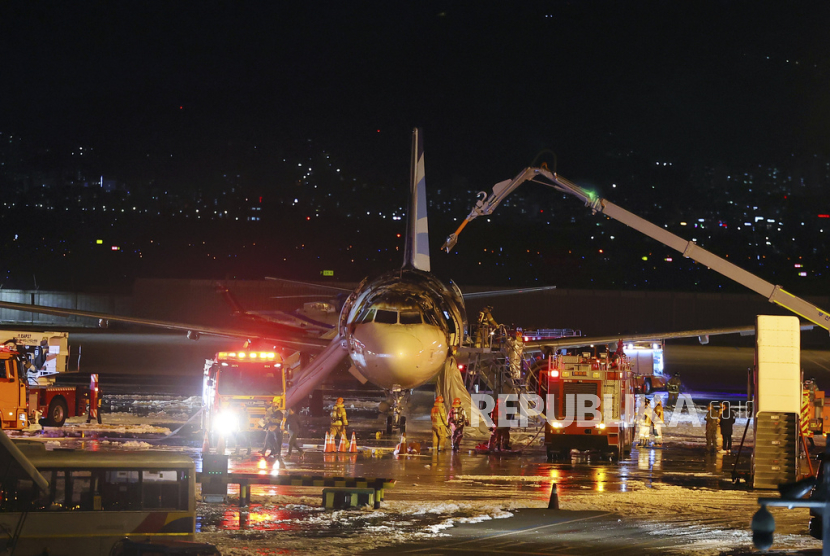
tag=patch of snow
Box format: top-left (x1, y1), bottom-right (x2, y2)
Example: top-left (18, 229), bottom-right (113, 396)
top-left (119, 441), bottom-right (152, 449)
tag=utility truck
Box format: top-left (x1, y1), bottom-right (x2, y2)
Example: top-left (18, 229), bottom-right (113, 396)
top-left (0, 330), bottom-right (96, 428)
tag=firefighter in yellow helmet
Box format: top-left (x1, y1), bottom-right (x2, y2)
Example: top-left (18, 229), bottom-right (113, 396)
top-left (262, 396), bottom-right (284, 460)
top-left (431, 395), bottom-right (450, 451)
top-left (330, 397), bottom-right (348, 439)
top-left (448, 397), bottom-right (469, 451)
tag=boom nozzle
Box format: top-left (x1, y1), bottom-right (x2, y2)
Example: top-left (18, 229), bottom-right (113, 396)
top-left (442, 234), bottom-right (458, 253)
top-left (442, 219), bottom-right (470, 253)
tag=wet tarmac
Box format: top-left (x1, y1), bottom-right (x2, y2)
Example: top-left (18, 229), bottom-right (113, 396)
top-left (184, 426), bottom-right (821, 555)
top-left (11, 394), bottom-right (824, 554)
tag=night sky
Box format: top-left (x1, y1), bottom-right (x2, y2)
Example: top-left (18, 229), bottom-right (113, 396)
top-left (2, 2), bottom-right (830, 293)
top-left (4, 1), bottom-right (830, 188)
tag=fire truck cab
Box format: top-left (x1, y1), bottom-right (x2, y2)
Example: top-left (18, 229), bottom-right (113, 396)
top-left (538, 349), bottom-right (636, 461)
top-left (0, 331), bottom-right (94, 428)
top-left (202, 349), bottom-right (288, 452)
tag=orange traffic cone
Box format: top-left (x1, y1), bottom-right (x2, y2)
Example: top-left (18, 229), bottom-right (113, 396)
top-left (339, 432), bottom-right (349, 452)
top-left (394, 433), bottom-right (406, 456)
top-left (324, 431), bottom-right (335, 453)
top-left (349, 432), bottom-right (357, 453)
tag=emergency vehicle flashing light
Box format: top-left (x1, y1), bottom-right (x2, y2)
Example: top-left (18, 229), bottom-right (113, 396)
top-left (550, 370), bottom-right (560, 378)
top-left (217, 351), bottom-right (277, 361)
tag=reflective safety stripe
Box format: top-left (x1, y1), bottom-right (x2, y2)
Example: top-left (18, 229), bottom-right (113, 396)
top-left (801, 390), bottom-right (811, 436)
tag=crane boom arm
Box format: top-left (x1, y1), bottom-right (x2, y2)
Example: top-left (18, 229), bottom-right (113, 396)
top-left (442, 167), bottom-right (830, 331)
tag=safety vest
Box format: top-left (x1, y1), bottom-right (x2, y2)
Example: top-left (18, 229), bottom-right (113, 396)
top-left (431, 404), bottom-right (448, 428)
top-left (331, 404), bottom-right (347, 426)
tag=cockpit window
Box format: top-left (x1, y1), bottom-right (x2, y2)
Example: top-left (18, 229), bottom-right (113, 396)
top-left (356, 307), bottom-right (376, 324)
top-left (446, 313), bottom-right (456, 334)
top-left (374, 310), bottom-right (398, 324)
top-left (399, 311), bottom-right (422, 325)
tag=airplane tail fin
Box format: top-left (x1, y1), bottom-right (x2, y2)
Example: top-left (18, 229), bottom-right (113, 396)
top-left (402, 127), bottom-right (430, 272)
top-left (214, 282), bottom-right (245, 317)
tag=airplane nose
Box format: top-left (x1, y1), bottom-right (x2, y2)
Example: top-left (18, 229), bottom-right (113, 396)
top-left (382, 331), bottom-right (423, 360)
top-left (354, 327), bottom-right (446, 389)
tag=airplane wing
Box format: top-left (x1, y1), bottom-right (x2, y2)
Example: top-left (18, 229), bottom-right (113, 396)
top-left (0, 300), bottom-right (331, 352)
top-left (461, 285), bottom-right (557, 300)
top-left (523, 323), bottom-right (816, 350)
top-left (264, 277), bottom-right (353, 293)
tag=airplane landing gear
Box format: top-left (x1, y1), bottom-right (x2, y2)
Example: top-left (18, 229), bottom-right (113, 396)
top-left (383, 386), bottom-right (409, 435)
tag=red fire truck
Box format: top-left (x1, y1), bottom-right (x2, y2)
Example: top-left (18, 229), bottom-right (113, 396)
top-left (0, 331), bottom-right (97, 428)
top-left (202, 349), bottom-right (289, 453)
top-left (537, 349), bottom-right (636, 461)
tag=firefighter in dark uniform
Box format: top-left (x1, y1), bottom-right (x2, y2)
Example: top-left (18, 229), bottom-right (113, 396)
top-left (719, 404), bottom-right (736, 454)
top-left (667, 373), bottom-right (682, 407)
top-left (447, 397), bottom-right (469, 451)
top-left (282, 407), bottom-right (304, 457)
top-left (489, 398), bottom-right (510, 451)
top-left (262, 397), bottom-right (283, 459)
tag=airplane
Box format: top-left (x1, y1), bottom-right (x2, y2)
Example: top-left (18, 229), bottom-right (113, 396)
top-left (0, 128), bottom-right (555, 432)
top-left (3, 129), bottom-right (781, 432)
top-left (214, 281), bottom-right (340, 338)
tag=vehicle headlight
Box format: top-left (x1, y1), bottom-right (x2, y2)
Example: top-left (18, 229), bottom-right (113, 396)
top-left (595, 422), bottom-right (606, 429)
top-left (551, 422), bottom-right (564, 429)
top-left (214, 412), bottom-right (239, 436)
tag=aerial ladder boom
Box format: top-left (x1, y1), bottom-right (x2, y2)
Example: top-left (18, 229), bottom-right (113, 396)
top-left (442, 166), bottom-right (830, 332)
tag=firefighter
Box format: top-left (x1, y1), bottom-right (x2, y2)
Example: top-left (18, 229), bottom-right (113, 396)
top-left (667, 373), bottom-right (682, 407)
top-left (431, 396), bottom-right (450, 451)
top-left (476, 306), bottom-right (498, 348)
top-left (638, 398), bottom-right (652, 447)
top-left (447, 397), bottom-right (469, 451)
top-left (704, 402), bottom-right (720, 453)
top-left (24, 357), bottom-right (39, 386)
top-left (505, 330), bottom-right (524, 380)
top-left (262, 397), bottom-right (284, 459)
top-left (652, 400), bottom-right (665, 446)
top-left (719, 404), bottom-right (736, 454)
top-left (612, 339), bottom-right (625, 369)
top-left (330, 397), bottom-right (348, 439)
top-left (489, 398), bottom-right (510, 451)
top-left (282, 407), bottom-right (304, 457)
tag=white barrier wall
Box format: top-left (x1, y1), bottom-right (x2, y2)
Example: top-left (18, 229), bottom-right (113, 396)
top-left (756, 315), bottom-right (801, 414)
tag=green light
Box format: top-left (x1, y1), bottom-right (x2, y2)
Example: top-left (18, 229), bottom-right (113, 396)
top-left (321, 270), bottom-right (334, 276)
top-left (642, 256), bottom-right (648, 261)
top-left (96, 239), bottom-right (103, 244)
